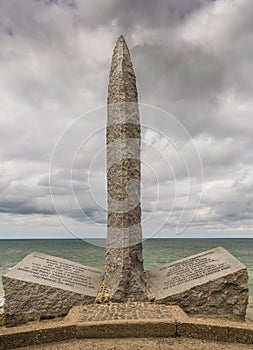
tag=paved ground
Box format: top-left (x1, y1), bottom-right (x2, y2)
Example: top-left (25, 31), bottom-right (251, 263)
top-left (2, 304), bottom-right (253, 349)
top-left (17, 337), bottom-right (253, 350)
top-left (80, 302), bottom-right (173, 322)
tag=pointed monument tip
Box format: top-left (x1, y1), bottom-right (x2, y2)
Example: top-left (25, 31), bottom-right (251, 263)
top-left (116, 35), bottom-right (127, 46)
top-left (113, 35), bottom-right (129, 55)
top-left (118, 35), bottom-right (125, 41)
top-left (108, 34), bottom-right (137, 103)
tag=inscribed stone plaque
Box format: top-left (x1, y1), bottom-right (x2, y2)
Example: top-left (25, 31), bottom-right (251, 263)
top-left (3, 252), bottom-right (104, 326)
top-left (147, 247), bottom-right (248, 319)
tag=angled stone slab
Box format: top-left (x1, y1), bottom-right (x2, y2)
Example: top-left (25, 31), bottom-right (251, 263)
top-left (147, 247), bottom-right (248, 319)
top-left (2, 252), bottom-right (104, 327)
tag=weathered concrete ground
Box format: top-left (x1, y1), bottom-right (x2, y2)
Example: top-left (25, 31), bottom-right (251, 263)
top-left (2, 303), bottom-right (253, 349)
top-left (16, 337), bottom-right (253, 350)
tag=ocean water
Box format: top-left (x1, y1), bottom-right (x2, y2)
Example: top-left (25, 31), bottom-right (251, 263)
top-left (0, 238), bottom-right (252, 318)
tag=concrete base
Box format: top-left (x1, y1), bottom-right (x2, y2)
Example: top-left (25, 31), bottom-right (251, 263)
top-left (12, 337), bottom-right (253, 350)
top-left (1, 303), bottom-right (253, 350)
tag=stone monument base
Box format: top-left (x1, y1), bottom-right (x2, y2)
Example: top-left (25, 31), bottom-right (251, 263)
top-left (2, 252), bottom-right (104, 327)
top-left (2, 247), bottom-right (249, 327)
top-left (147, 247), bottom-right (249, 320)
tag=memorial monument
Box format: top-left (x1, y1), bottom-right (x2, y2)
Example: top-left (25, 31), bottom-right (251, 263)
top-left (2, 36), bottom-right (249, 327)
top-left (104, 35), bottom-right (146, 302)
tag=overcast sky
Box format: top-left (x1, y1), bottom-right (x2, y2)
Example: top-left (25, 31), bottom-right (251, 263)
top-left (0, 0), bottom-right (253, 240)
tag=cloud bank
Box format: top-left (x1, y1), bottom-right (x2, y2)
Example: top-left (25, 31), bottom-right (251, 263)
top-left (0, 0), bottom-right (253, 238)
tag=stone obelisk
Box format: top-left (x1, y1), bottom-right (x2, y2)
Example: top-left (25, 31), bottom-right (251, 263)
top-left (104, 35), bottom-right (147, 301)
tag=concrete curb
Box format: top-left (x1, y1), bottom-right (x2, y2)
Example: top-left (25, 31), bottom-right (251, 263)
top-left (1, 305), bottom-right (253, 349)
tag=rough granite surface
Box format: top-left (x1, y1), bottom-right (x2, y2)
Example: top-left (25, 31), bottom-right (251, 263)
top-left (147, 247), bottom-right (249, 319)
top-left (3, 279), bottom-right (94, 327)
top-left (155, 270), bottom-right (248, 319)
top-left (3, 252), bottom-right (104, 327)
top-left (104, 35), bottom-right (146, 302)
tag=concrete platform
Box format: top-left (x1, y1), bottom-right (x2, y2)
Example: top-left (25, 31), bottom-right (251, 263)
top-left (15, 337), bottom-right (253, 350)
top-left (1, 303), bottom-right (253, 350)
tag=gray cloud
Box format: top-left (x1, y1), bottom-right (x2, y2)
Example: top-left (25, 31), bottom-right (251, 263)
top-left (0, 0), bottom-right (252, 238)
